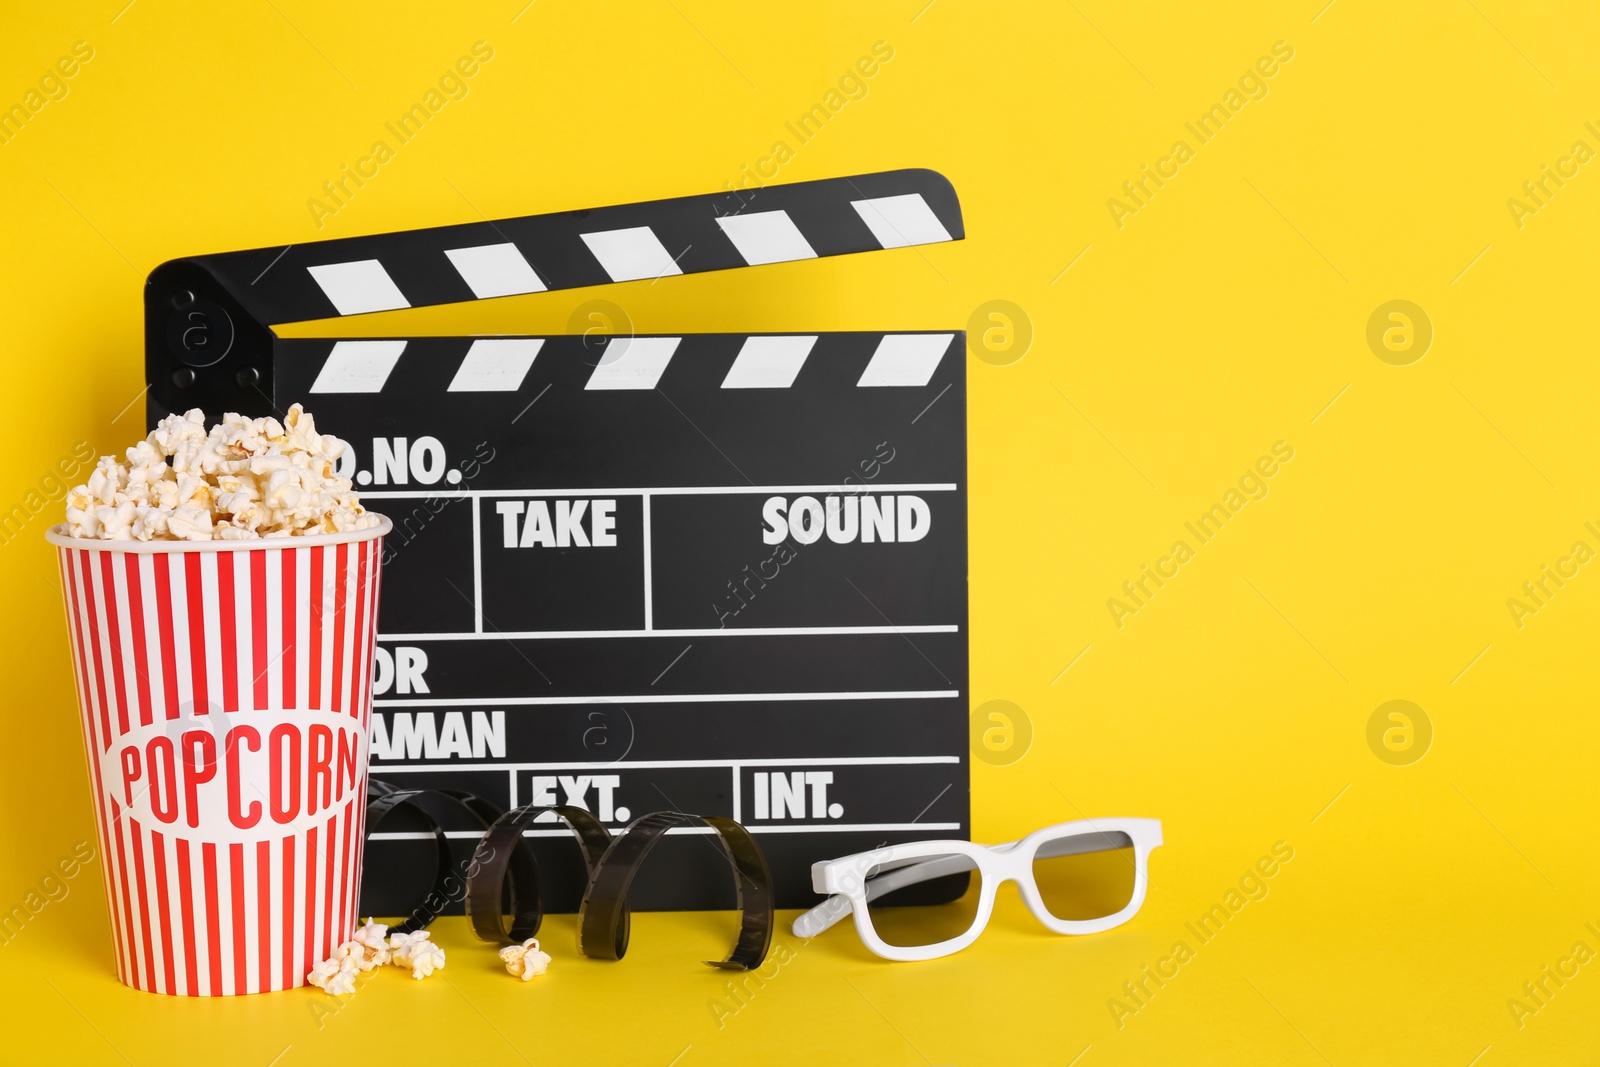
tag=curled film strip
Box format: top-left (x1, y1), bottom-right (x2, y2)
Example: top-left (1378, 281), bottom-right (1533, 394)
top-left (579, 810), bottom-right (774, 971)
top-left (366, 780), bottom-right (775, 969)
top-left (465, 801), bottom-right (615, 945)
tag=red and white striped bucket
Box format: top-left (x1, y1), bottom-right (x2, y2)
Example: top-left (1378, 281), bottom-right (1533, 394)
top-left (46, 517), bottom-right (391, 996)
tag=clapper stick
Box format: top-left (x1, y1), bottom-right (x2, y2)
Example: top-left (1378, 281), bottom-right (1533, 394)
top-left (143, 169), bottom-right (971, 913)
top-left (144, 168), bottom-right (963, 420)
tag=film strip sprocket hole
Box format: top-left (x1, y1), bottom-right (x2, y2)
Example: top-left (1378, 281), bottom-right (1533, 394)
top-left (145, 169), bottom-right (970, 912)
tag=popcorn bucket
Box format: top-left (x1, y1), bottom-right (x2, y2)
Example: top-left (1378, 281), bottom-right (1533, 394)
top-left (46, 517), bottom-right (391, 995)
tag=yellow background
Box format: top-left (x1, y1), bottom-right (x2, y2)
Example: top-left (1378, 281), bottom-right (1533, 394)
top-left (1, 1), bottom-right (1596, 1063)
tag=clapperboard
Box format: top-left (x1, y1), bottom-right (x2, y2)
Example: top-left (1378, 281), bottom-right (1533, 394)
top-left (144, 170), bottom-right (968, 912)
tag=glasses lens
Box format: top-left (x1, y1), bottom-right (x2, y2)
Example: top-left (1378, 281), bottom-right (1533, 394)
top-left (862, 853), bottom-right (981, 948)
top-left (1032, 831), bottom-right (1138, 921)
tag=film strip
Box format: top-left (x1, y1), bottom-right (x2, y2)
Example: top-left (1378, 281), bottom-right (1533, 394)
top-left (364, 784), bottom-right (775, 969)
top-left (145, 169), bottom-right (969, 912)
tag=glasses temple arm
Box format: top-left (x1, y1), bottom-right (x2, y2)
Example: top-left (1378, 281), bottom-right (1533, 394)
top-left (791, 852), bottom-right (990, 937)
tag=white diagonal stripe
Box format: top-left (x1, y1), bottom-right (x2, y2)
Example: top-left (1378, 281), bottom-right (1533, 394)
top-left (851, 194), bottom-right (953, 249)
top-left (309, 341), bottom-right (408, 393)
top-left (857, 334), bottom-right (953, 387)
top-left (580, 226), bottom-right (682, 282)
top-left (306, 260), bottom-right (410, 316)
top-left (715, 210), bottom-right (817, 266)
top-left (448, 338), bottom-right (544, 392)
top-left (585, 336), bottom-right (681, 390)
top-left (444, 243), bottom-right (547, 299)
top-left (721, 335), bottom-right (816, 389)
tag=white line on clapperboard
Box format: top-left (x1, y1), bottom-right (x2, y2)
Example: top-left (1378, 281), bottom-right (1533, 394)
top-left (642, 492), bottom-right (652, 630)
top-left (358, 483), bottom-right (959, 499)
top-left (370, 824), bottom-right (964, 841)
top-left (374, 689), bottom-right (960, 707)
top-left (382, 625), bottom-right (960, 640)
top-left (373, 755), bottom-right (963, 771)
top-left (471, 494), bottom-right (483, 634)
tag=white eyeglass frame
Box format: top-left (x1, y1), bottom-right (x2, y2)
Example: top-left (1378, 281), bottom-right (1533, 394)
top-left (791, 817), bottom-right (1163, 961)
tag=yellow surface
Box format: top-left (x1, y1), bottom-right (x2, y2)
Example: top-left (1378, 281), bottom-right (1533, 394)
top-left (1, 1), bottom-right (1597, 1063)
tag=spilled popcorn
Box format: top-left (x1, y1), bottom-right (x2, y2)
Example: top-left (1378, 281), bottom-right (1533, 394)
top-left (349, 918), bottom-right (392, 971)
top-left (389, 929), bottom-right (447, 980)
top-left (306, 943), bottom-right (362, 996)
top-left (307, 920), bottom-right (554, 994)
top-left (499, 938), bottom-right (552, 981)
top-left (308, 921), bottom-right (446, 993)
top-left (65, 405), bottom-right (380, 541)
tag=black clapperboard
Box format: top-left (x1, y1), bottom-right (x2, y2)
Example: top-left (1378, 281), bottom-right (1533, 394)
top-left (144, 170), bottom-right (969, 912)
